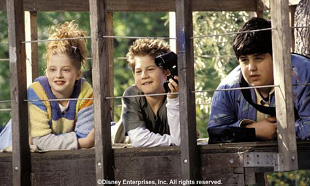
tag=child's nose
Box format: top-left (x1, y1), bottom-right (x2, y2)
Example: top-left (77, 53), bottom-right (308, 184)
top-left (56, 70), bottom-right (63, 78)
top-left (142, 71), bottom-right (149, 79)
top-left (248, 61), bottom-right (257, 71)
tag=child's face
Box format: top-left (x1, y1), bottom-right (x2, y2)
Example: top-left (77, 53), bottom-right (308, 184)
top-left (239, 53), bottom-right (274, 89)
top-left (46, 53), bottom-right (81, 99)
top-left (134, 55), bottom-right (167, 94)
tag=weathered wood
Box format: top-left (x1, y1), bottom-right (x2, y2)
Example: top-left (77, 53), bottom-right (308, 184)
top-left (290, 5), bottom-right (296, 52)
top-left (25, 11), bottom-right (38, 87)
top-left (176, 0), bottom-right (199, 184)
top-left (107, 12), bottom-right (114, 118)
top-left (89, 0), bottom-right (114, 183)
top-left (270, 0), bottom-right (298, 171)
top-left (0, 142), bottom-right (310, 185)
top-left (256, 0), bottom-right (264, 18)
top-left (0, 0), bottom-right (258, 12)
top-left (6, 0), bottom-right (31, 185)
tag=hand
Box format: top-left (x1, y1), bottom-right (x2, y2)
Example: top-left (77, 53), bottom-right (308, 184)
top-left (78, 129), bottom-right (95, 148)
top-left (245, 117), bottom-right (277, 140)
top-left (167, 76), bottom-right (179, 99)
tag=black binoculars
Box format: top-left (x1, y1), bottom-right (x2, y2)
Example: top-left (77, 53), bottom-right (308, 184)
top-left (155, 51), bottom-right (178, 92)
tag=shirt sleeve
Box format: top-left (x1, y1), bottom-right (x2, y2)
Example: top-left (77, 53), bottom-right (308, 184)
top-left (294, 78), bottom-right (310, 139)
top-left (75, 105), bottom-right (94, 138)
top-left (127, 97), bottom-right (180, 147)
top-left (208, 85), bottom-right (243, 129)
top-left (31, 132), bottom-right (78, 150)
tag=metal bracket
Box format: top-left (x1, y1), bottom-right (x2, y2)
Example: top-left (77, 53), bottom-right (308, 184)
top-left (244, 152), bottom-right (278, 169)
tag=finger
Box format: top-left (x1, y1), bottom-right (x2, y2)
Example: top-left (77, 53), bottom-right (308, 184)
top-left (168, 83), bottom-right (176, 92)
top-left (267, 117), bottom-right (277, 122)
top-left (169, 79), bottom-right (178, 88)
top-left (173, 76), bottom-right (178, 80)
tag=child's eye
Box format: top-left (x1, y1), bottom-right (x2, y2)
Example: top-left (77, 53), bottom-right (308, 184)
top-left (240, 58), bottom-right (248, 63)
top-left (63, 68), bottom-right (70, 72)
top-left (148, 68), bottom-right (154, 71)
top-left (49, 68), bottom-right (56, 72)
top-left (135, 70), bottom-right (141, 74)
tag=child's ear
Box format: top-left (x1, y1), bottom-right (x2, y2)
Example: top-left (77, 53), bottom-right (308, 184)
top-left (76, 70), bottom-right (82, 80)
top-left (164, 69), bottom-right (170, 78)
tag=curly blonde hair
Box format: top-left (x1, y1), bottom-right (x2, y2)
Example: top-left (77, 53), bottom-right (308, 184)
top-left (46, 21), bottom-right (87, 69)
top-left (126, 39), bottom-right (170, 71)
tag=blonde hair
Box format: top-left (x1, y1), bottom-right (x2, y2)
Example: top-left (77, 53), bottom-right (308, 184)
top-left (126, 39), bottom-right (170, 71)
top-left (46, 21), bottom-right (87, 69)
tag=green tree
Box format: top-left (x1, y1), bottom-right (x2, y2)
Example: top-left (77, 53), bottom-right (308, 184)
top-left (193, 11), bottom-right (250, 137)
top-left (0, 11), bottom-right (10, 127)
top-left (112, 12), bottom-right (169, 120)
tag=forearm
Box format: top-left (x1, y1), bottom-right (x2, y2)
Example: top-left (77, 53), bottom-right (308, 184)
top-left (128, 127), bottom-right (175, 147)
top-left (31, 132), bottom-right (78, 150)
top-left (166, 97), bottom-right (180, 145)
top-left (75, 105), bottom-right (95, 138)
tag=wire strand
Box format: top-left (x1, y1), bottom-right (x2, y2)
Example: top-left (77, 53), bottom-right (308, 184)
top-left (24, 97), bottom-right (93, 102)
top-left (193, 85), bottom-right (280, 94)
top-left (191, 27), bottom-right (276, 39)
top-left (2, 84), bottom-right (308, 102)
top-left (21, 36), bottom-right (91, 44)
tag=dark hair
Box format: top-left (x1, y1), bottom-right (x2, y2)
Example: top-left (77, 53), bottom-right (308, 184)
top-left (232, 17), bottom-right (272, 59)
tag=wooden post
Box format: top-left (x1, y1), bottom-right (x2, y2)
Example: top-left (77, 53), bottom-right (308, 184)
top-left (6, 0), bottom-right (31, 185)
top-left (256, 0), bottom-right (264, 18)
top-left (169, 12), bottom-right (176, 53)
top-left (89, 0), bottom-right (114, 183)
top-left (270, 0), bottom-right (298, 171)
top-left (25, 11), bottom-right (38, 87)
top-left (107, 13), bottom-right (114, 120)
top-left (176, 0), bottom-right (199, 183)
top-left (289, 5), bottom-right (296, 52)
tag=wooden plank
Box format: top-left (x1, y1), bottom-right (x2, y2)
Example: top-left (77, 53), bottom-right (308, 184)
top-left (0, 0), bottom-right (258, 11)
top-left (6, 0), bottom-right (31, 185)
top-left (1, 143), bottom-right (310, 185)
top-left (25, 11), bottom-right (38, 87)
top-left (107, 13), bottom-right (114, 119)
top-left (270, 0), bottom-right (298, 171)
top-left (256, 0), bottom-right (264, 18)
top-left (89, 0), bottom-right (114, 183)
top-left (176, 0), bottom-right (199, 183)
top-left (289, 6), bottom-right (296, 52)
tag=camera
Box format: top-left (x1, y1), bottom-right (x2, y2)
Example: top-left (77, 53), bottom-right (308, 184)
top-left (155, 51), bottom-right (178, 92)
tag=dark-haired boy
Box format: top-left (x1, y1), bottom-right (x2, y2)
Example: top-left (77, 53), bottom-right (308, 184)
top-left (208, 17), bottom-right (310, 140)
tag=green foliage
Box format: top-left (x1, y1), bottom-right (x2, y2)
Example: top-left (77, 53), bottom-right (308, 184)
top-left (112, 12), bottom-right (169, 120)
top-left (193, 11), bottom-right (250, 137)
top-left (36, 12), bottom-right (91, 77)
top-left (0, 11), bottom-right (10, 127)
top-left (1, 9), bottom-right (310, 186)
top-left (267, 170), bottom-right (310, 186)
